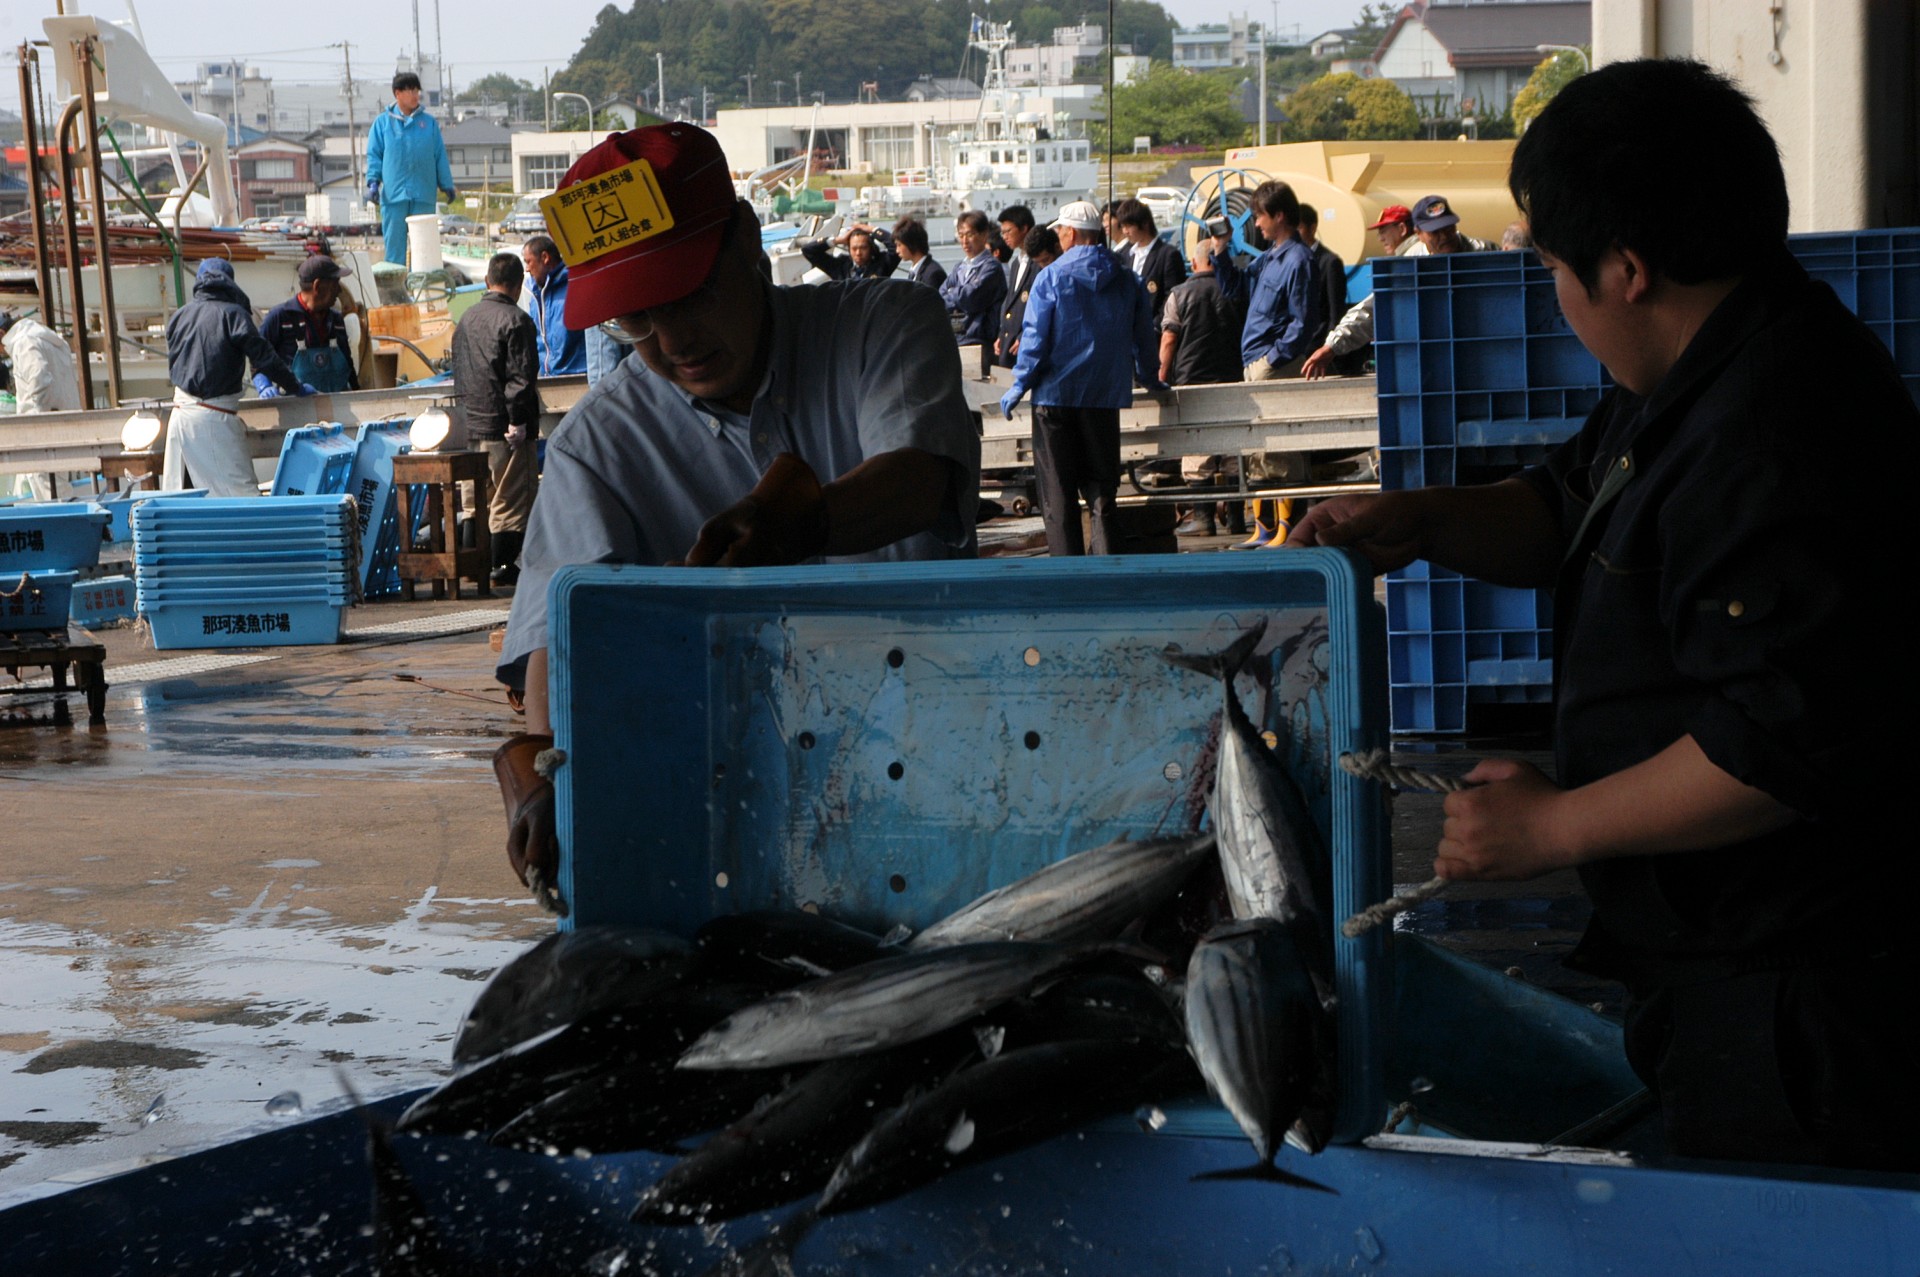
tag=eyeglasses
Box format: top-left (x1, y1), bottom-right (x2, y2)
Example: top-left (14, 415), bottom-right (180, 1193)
top-left (598, 244), bottom-right (730, 344)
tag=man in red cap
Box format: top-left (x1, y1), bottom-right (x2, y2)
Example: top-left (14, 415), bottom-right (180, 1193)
top-left (492, 124), bottom-right (980, 904)
top-left (1300, 196), bottom-right (1491, 379)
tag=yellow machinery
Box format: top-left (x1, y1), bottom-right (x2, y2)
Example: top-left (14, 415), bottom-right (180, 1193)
top-left (1182, 140), bottom-right (1521, 265)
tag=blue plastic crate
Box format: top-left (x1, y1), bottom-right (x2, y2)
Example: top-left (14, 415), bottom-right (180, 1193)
top-left (1, 568), bottom-right (77, 632)
top-left (345, 421), bottom-right (413, 598)
top-left (0, 505), bottom-right (110, 573)
top-left (97, 488), bottom-right (207, 544)
top-left (269, 425), bottom-right (358, 497)
top-left (143, 598), bottom-right (347, 649)
top-left (549, 552), bottom-right (1392, 1145)
top-left (68, 574), bottom-right (137, 627)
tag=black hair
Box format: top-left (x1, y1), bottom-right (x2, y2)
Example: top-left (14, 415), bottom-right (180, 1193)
top-left (1022, 225), bottom-right (1060, 259)
top-left (1250, 180), bottom-right (1299, 225)
top-left (956, 209), bottom-right (991, 235)
top-left (392, 71), bottom-right (422, 94)
top-left (1297, 203), bottom-right (1319, 232)
top-left (1114, 198), bottom-right (1156, 235)
top-left (847, 227), bottom-right (873, 246)
top-left (523, 235), bottom-right (558, 261)
top-left (486, 252), bottom-right (524, 289)
top-left (1509, 58), bottom-right (1786, 290)
top-left (997, 205), bottom-right (1034, 232)
top-left (893, 218), bottom-right (929, 255)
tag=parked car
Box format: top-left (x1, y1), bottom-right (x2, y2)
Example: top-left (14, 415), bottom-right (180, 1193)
top-left (438, 214), bottom-right (480, 236)
top-left (501, 191), bottom-right (552, 237)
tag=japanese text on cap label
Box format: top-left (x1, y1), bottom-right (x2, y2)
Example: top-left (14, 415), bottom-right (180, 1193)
top-left (538, 158), bottom-right (677, 267)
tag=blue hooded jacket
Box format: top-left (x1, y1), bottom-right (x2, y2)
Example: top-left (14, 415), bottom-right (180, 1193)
top-left (164, 259), bottom-right (301, 399)
top-left (366, 103), bottom-right (454, 203)
top-left (1005, 244), bottom-right (1163, 409)
top-left (527, 262), bottom-right (586, 377)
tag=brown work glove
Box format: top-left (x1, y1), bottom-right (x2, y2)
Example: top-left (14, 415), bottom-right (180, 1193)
top-left (677, 453), bottom-right (830, 567)
top-left (494, 733), bottom-right (562, 912)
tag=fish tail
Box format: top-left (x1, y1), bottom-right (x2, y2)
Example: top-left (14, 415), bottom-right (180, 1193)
top-left (1189, 1159), bottom-right (1338, 1194)
top-left (1162, 619), bottom-right (1269, 680)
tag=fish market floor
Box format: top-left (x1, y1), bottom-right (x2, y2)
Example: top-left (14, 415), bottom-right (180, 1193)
top-left (0, 585), bottom-right (1608, 1206)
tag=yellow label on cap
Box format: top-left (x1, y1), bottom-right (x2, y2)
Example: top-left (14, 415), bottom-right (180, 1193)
top-left (538, 157), bottom-right (677, 266)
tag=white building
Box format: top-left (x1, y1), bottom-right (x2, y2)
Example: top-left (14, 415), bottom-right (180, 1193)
top-left (709, 91), bottom-right (1105, 176)
top-left (509, 130), bottom-right (603, 195)
top-left (1006, 24), bottom-right (1113, 87)
top-left (1172, 16), bottom-right (1257, 71)
top-left (1373, 2), bottom-right (1590, 118)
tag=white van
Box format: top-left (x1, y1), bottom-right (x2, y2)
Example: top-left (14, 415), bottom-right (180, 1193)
top-left (503, 191), bottom-right (552, 237)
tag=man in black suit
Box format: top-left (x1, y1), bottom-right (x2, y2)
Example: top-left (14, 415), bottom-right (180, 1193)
top-left (994, 204), bottom-right (1037, 367)
top-left (891, 218), bottom-right (948, 289)
top-left (1112, 198), bottom-right (1186, 327)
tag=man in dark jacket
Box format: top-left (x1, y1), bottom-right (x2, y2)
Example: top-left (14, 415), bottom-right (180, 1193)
top-left (452, 252), bottom-right (542, 587)
top-left (1000, 201), bottom-right (1168, 556)
top-left (799, 223), bottom-right (899, 281)
top-left (892, 218), bottom-right (947, 289)
top-left (1293, 59), bottom-right (1920, 1172)
top-left (1296, 204), bottom-right (1349, 355)
top-left (161, 258), bottom-right (309, 496)
top-left (259, 255), bottom-right (361, 395)
top-left (940, 210), bottom-right (1007, 352)
top-left (1113, 198), bottom-right (1186, 325)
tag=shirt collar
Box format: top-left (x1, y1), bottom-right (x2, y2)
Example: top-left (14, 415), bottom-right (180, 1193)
top-left (656, 277), bottom-right (783, 431)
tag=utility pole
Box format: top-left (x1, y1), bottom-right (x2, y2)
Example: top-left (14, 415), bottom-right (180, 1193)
top-left (434, 0), bottom-right (444, 103)
top-left (334, 42), bottom-right (360, 187)
top-left (411, 0), bottom-right (423, 73)
top-left (1257, 20), bottom-right (1267, 145)
top-left (657, 52), bottom-right (666, 123)
top-left (544, 68), bottom-right (552, 131)
top-left (742, 72), bottom-right (754, 106)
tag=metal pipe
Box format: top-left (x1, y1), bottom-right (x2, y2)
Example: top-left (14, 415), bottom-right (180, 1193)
top-left (17, 44), bottom-right (57, 334)
top-left (77, 36), bottom-right (123, 407)
top-left (53, 94), bottom-right (92, 409)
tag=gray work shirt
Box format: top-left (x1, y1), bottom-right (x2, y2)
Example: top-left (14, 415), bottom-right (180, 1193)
top-left (498, 276), bottom-right (981, 683)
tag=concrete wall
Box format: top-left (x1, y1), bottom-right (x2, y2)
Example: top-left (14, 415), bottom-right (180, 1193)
top-left (1593, 0), bottom-right (1918, 230)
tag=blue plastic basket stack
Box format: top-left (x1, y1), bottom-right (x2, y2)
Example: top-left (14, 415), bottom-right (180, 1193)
top-left (131, 496), bottom-right (362, 650)
top-left (269, 422), bottom-right (417, 598)
top-left (1372, 227), bottom-right (1920, 733)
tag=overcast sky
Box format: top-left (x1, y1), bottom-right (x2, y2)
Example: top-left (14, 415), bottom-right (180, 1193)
top-left (5, 0), bottom-right (1366, 95)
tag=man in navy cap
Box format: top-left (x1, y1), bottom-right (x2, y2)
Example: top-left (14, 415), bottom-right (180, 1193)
top-left (259, 255), bottom-right (360, 395)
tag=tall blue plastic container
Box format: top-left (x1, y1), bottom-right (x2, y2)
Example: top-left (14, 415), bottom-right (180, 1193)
top-left (550, 553), bottom-right (1392, 1147)
top-left (1374, 229), bottom-right (1920, 732)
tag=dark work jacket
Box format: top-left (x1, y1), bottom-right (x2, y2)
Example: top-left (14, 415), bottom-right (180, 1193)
top-left (261, 297), bottom-right (361, 391)
top-left (1129, 237), bottom-right (1187, 326)
top-left (897, 255), bottom-right (948, 290)
top-left (996, 254), bottom-right (1040, 369)
top-left (165, 275), bottom-right (301, 398)
top-left (1306, 241), bottom-right (1349, 351)
top-left (451, 290), bottom-right (540, 442)
top-left (1519, 250), bottom-right (1917, 985)
top-left (799, 228), bottom-right (900, 281)
top-left (1161, 271), bottom-right (1244, 386)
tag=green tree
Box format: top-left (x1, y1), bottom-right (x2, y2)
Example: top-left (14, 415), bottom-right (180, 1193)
top-left (1281, 71), bottom-right (1362, 141)
top-left (1111, 0), bottom-right (1176, 62)
top-left (1093, 62), bottom-right (1247, 151)
top-left (1347, 77), bottom-right (1417, 139)
top-left (1014, 4), bottom-right (1064, 43)
top-left (1350, 2), bottom-right (1394, 40)
top-left (456, 73), bottom-right (540, 121)
top-left (1264, 46), bottom-right (1332, 98)
top-left (1511, 47), bottom-right (1588, 131)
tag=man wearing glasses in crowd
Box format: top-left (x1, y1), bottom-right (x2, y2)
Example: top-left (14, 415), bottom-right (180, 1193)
top-left (492, 125), bottom-right (982, 901)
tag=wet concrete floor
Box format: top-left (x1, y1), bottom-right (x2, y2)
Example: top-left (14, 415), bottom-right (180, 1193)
top-left (0, 544), bottom-right (1611, 1207)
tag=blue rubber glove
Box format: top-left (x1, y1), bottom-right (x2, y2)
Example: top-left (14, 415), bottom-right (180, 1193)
top-left (365, 179), bottom-right (381, 206)
top-left (999, 389), bottom-right (1022, 419)
top-left (298, 383), bottom-right (319, 397)
top-left (252, 373), bottom-right (281, 400)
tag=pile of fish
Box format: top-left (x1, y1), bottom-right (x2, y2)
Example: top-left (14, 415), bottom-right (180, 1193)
top-left (400, 621), bottom-right (1335, 1223)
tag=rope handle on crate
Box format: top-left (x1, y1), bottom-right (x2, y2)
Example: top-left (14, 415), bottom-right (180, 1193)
top-left (1336, 749), bottom-right (1474, 939)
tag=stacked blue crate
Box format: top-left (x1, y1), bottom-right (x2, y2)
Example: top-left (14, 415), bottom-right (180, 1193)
top-left (0, 504), bottom-right (111, 575)
top-left (345, 421), bottom-right (414, 598)
top-left (132, 496), bottom-right (361, 649)
top-left (1374, 231), bottom-right (1920, 733)
top-left (269, 425), bottom-right (358, 497)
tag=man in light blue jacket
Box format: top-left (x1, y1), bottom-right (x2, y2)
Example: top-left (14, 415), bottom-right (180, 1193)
top-left (364, 71), bottom-right (454, 265)
top-left (520, 235), bottom-right (586, 377)
top-left (1000, 200), bottom-right (1168, 557)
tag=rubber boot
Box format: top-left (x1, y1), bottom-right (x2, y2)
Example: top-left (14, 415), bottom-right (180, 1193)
top-left (1231, 500), bottom-right (1273, 550)
top-left (1222, 501), bottom-right (1246, 536)
top-left (1262, 498), bottom-right (1296, 548)
top-left (491, 530), bottom-right (523, 587)
top-left (1173, 504), bottom-right (1216, 537)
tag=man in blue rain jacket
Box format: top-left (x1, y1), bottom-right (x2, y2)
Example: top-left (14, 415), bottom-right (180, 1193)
top-left (364, 71), bottom-right (455, 266)
top-left (521, 235), bottom-right (586, 377)
top-left (1000, 200), bottom-right (1168, 557)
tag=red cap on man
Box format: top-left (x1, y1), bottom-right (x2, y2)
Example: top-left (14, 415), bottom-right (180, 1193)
top-left (1366, 205), bottom-right (1412, 230)
top-left (546, 124), bottom-right (739, 330)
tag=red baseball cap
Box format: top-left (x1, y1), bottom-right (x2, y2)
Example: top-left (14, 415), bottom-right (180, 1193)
top-left (550, 124), bottom-right (739, 329)
top-left (1367, 205), bottom-right (1412, 229)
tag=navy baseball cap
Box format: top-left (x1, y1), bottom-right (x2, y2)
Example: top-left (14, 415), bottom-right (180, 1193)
top-left (1411, 195), bottom-right (1460, 232)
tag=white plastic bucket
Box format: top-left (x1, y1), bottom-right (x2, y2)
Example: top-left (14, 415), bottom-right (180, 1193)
top-left (406, 213), bottom-right (443, 272)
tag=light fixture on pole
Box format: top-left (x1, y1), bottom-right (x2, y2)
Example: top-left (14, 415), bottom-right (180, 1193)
top-left (551, 91), bottom-right (593, 135)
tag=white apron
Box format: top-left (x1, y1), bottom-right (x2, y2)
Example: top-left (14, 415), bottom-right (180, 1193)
top-left (162, 390), bottom-right (260, 497)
